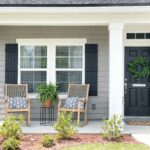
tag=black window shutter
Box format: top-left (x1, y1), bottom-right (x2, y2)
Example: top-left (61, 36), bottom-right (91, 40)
top-left (5, 44), bottom-right (18, 84)
top-left (85, 44), bottom-right (98, 96)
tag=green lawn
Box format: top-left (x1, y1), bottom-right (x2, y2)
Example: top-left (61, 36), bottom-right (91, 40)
top-left (63, 143), bottom-right (150, 150)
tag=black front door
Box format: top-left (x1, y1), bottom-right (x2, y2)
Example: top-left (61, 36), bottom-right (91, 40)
top-left (125, 47), bottom-right (150, 116)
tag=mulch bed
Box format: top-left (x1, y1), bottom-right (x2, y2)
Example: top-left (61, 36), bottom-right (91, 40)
top-left (0, 134), bottom-right (141, 150)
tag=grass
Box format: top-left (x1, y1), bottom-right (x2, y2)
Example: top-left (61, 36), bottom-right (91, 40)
top-left (63, 143), bottom-right (150, 150)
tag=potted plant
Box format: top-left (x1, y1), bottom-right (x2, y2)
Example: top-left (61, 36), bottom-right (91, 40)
top-left (37, 83), bottom-right (59, 107)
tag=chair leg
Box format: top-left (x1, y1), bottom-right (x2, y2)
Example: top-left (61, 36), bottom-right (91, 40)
top-left (5, 111), bottom-right (8, 118)
top-left (27, 111), bottom-right (30, 126)
top-left (77, 111), bottom-right (80, 125)
top-left (84, 112), bottom-right (88, 125)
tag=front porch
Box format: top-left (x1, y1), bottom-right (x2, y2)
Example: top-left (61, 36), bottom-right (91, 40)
top-left (0, 24), bottom-right (150, 121)
top-left (0, 9), bottom-right (150, 121)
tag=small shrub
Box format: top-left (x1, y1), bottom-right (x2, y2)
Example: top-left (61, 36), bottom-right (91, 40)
top-left (42, 135), bottom-right (55, 147)
top-left (54, 112), bottom-right (77, 139)
top-left (0, 115), bottom-right (24, 139)
top-left (102, 115), bottom-right (123, 141)
top-left (2, 137), bottom-right (20, 150)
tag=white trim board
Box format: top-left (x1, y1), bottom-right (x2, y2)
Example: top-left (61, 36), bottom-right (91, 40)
top-left (1, 6), bottom-right (150, 14)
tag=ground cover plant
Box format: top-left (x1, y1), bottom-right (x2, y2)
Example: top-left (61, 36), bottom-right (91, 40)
top-left (2, 137), bottom-right (20, 150)
top-left (42, 134), bottom-right (55, 147)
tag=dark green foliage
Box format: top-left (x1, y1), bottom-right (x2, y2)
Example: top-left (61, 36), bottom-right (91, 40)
top-left (37, 83), bottom-right (58, 103)
top-left (128, 56), bottom-right (150, 80)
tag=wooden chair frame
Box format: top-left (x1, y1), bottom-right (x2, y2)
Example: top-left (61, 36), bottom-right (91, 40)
top-left (58, 84), bottom-right (90, 126)
top-left (5, 84), bottom-right (30, 126)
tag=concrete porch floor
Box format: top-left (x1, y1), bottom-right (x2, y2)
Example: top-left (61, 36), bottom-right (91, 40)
top-left (22, 121), bottom-right (150, 134)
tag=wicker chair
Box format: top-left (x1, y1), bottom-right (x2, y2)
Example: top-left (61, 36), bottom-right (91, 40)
top-left (58, 84), bottom-right (90, 126)
top-left (5, 84), bottom-right (30, 126)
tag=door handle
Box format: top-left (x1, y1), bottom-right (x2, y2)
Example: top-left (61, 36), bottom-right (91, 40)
top-left (124, 83), bottom-right (127, 94)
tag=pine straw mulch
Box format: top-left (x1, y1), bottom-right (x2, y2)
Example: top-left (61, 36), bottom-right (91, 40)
top-left (0, 134), bottom-right (141, 150)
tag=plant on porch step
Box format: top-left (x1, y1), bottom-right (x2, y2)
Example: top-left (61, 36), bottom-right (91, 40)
top-left (102, 115), bottom-right (123, 141)
top-left (128, 56), bottom-right (150, 80)
top-left (37, 83), bottom-right (59, 107)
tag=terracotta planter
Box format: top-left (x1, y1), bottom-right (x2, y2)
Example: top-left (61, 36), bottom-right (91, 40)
top-left (42, 99), bottom-right (52, 107)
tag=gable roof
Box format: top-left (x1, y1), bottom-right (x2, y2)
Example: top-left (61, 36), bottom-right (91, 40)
top-left (0, 0), bottom-right (150, 7)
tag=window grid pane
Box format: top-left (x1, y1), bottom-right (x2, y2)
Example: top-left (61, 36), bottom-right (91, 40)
top-left (20, 45), bottom-right (47, 69)
top-left (21, 71), bottom-right (46, 92)
top-left (56, 46), bottom-right (82, 69)
top-left (56, 71), bottom-right (82, 92)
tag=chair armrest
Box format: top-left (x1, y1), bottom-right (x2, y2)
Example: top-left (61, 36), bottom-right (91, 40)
top-left (58, 98), bottom-right (66, 102)
top-left (78, 98), bottom-right (87, 103)
top-left (4, 97), bottom-right (8, 103)
top-left (5, 97), bottom-right (8, 110)
top-left (26, 96), bottom-right (30, 109)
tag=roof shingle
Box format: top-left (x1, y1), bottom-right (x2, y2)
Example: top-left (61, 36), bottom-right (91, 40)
top-left (0, 0), bottom-right (150, 6)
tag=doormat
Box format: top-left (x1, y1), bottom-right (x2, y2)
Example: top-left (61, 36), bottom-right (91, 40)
top-left (126, 121), bottom-right (150, 126)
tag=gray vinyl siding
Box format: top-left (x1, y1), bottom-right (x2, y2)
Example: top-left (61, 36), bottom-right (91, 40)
top-left (0, 26), bottom-right (109, 120)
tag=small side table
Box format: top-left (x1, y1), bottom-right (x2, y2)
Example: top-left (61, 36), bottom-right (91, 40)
top-left (40, 106), bottom-right (54, 126)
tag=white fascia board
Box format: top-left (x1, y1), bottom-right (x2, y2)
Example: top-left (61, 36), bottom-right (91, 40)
top-left (0, 6), bottom-right (150, 14)
top-left (0, 20), bottom-right (108, 26)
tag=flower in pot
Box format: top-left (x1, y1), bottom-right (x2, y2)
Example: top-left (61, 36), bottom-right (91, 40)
top-left (37, 83), bottom-right (59, 107)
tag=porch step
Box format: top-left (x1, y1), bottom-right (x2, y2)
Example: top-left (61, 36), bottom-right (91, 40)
top-left (124, 116), bottom-right (150, 121)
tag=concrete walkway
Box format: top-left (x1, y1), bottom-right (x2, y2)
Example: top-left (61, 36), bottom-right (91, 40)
top-left (22, 121), bottom-right (102, 134)
top-left (132, 134), bottom-right (150, 147)
top-left (21, 121), bottom-right (150, 134)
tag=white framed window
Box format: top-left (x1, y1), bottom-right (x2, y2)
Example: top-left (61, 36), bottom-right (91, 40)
top-left (17, 39), bottom-right (86, 94)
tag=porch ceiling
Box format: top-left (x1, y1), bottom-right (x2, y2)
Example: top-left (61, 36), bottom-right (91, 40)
top-left (0, 12), bottom-right (150, 26)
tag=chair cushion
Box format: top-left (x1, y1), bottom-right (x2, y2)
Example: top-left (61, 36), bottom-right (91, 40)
top-left (8, 97), bottom-right (27, 109)
top-left (64, 97), bottom-right (84, 109)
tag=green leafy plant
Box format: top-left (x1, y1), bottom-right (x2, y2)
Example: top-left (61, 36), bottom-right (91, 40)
top-left (37, 83), bottom-right (58, 104)
top-left (128, 56), bottom-right (150, 80)
top-left (2, 137), bottom-right (20, 150)
top-left (42, 135), bottom-right (55, 147)
top-left (0, 114), bottom-right (24, 139)
top-left (102, 115), bottom-right (123, 141)
top-left (54, 112), bottom-right (77, 139)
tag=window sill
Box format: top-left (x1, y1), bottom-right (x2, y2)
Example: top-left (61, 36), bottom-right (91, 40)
top-left (28, 93), bottom-right (67, 100)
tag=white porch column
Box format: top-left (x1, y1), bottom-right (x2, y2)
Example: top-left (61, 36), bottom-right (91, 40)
top-left (108, 23), bottom-right (124, 119)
